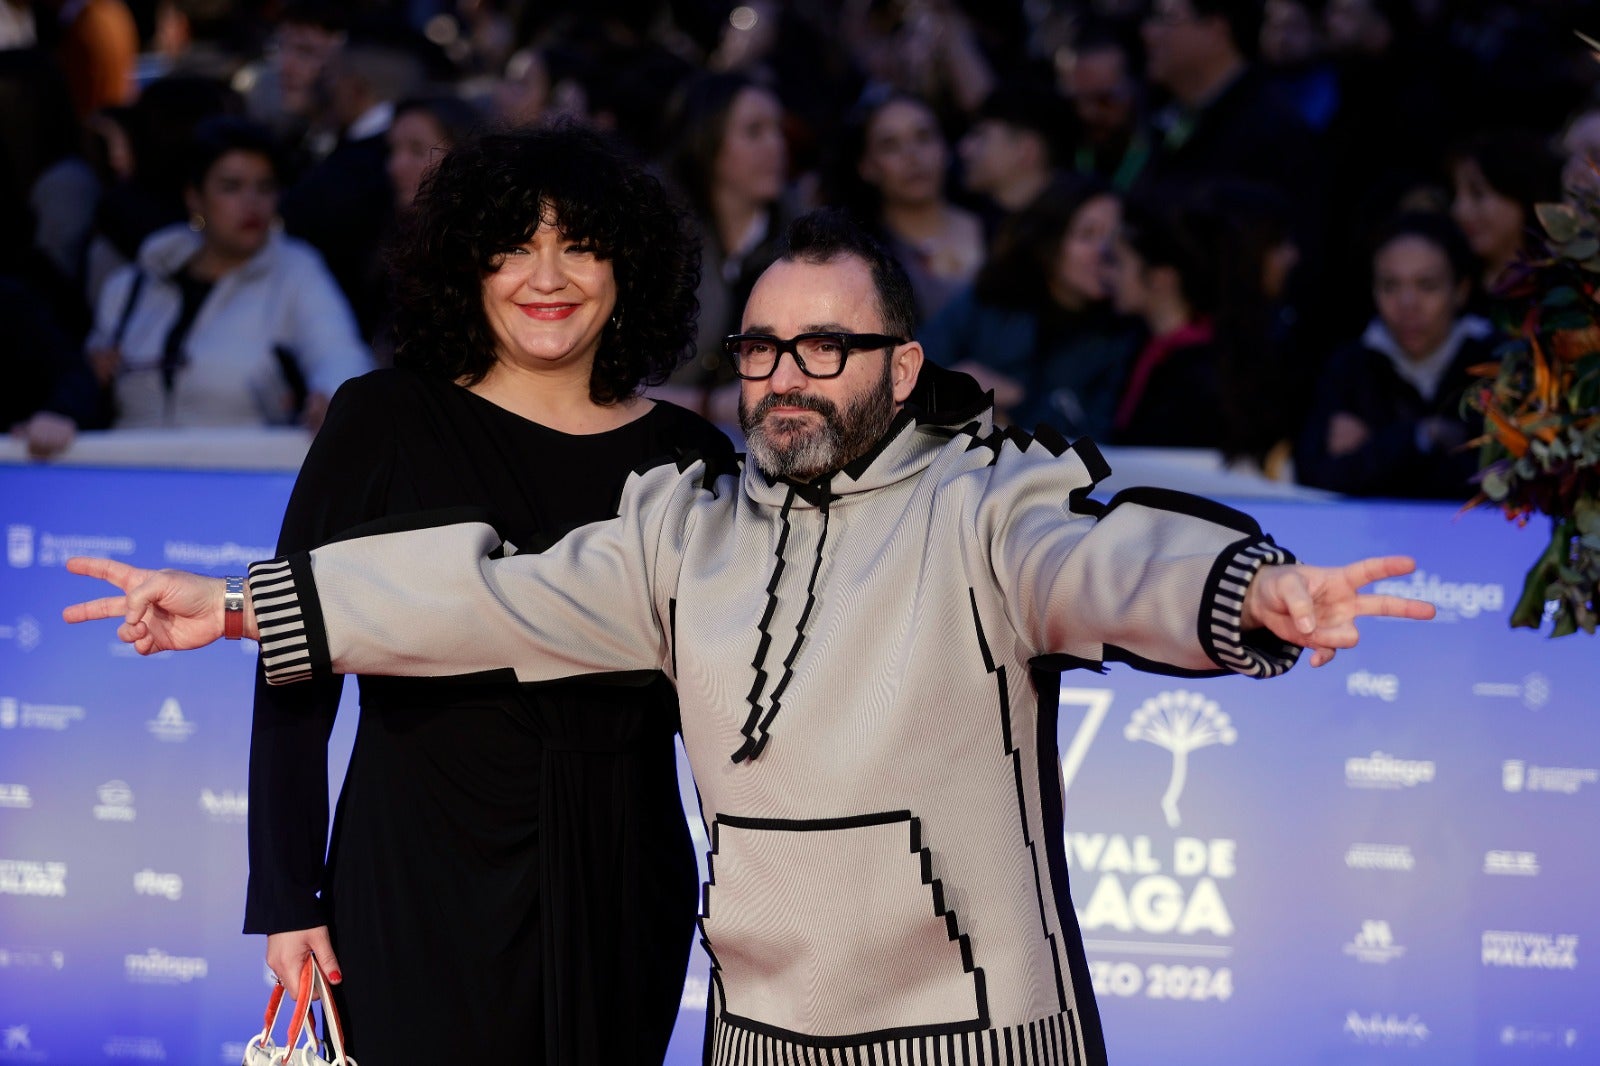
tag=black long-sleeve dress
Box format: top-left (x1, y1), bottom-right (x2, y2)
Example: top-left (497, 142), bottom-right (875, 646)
top-left (243, 368), bottom-right (733, 1064)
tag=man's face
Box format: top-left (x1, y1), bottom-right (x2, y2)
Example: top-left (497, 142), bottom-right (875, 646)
top-left (958, 119), bottom-right (1026, 196)
top-left (1142, 0), bottom-right (1214, 90)
top-left (737, 256), bottom-right (922, 482)
top-left (1068, 48), bottom-right (1135, 143)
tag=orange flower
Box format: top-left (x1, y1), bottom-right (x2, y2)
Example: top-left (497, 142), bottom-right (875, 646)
top-left (1551, 325), bottom-right (1600, 362)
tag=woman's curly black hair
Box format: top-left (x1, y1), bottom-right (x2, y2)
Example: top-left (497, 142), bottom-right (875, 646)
top-left (388, 121), bottom-right (700, 404)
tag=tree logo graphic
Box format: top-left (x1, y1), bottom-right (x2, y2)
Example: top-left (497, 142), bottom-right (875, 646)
top-left (1124, 690), bottom-right (1236, 827)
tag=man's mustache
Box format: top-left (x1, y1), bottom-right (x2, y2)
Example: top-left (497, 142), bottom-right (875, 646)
top-left (748, 392), bottom-right (839, 422)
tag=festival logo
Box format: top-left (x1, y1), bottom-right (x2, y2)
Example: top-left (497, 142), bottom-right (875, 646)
top-left (102, 1037), bottom-right (166, 1061)
top-left (199, 788), bottom-right (247, 823)
top-left (132, 870), bottom-right (182, 902)
top-left (1343, 1012), bottom-right (1430, 1047)
top-left (0, 700), bottom-right (83, 731)
top-left (1370, 569), bottom-right (1503, 622)
top-left (124, 949), bottom-right (207, 984)
top-left (0, 617), bottom-right (40, 653)
top-left (1482, 931), bottom-right (1579, 970)
top-left (1484, 850), bottom-right (1540, 876)
top-left (94, 781), bottom-right (135, 822)
top-left (31, 531), bottom-right (135, 567)
top-left (5, 526), bottom-right (32, 569)
top-left (1124, 689), bottom-right (1236, 827)
top-left (146, 698), bottom-right (195, 742)
top-left (0, 861), bottom-right (66, 898)
top-left (1344, 843), bottom-right (1415, 872)
top-left (1474, 673), bottom-right (1553, 710)
top-left (1502, 760), bottom-right (1597, 795)
top-left (1345, 751), bottom-right (1435, 789)
top-left (1343, 920), bottom-right (1406, 964)
top-left (0, 1023), bottom-right (45, 1062)
top-left (1500, 1025), bottom-right (1582, 1051)
top-left (1345, 670), bottom-right (1399, 701)
top-left (0, 948), bottom-right (64, 971)
top-left (163, 540), bottom-right (272, 569)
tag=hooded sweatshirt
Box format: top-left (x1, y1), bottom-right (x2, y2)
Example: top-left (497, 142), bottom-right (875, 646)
top-left (249, 365), bottom-right (1299, 1065)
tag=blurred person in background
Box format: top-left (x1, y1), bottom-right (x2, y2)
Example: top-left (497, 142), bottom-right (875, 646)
top-left (1558, 99), bottom-right (1600, 201)
top-left (956, 81), bottom-right (1069, 237)
top-left (1448, 128), bottom-right (1563, 299)
top-left (85, 75), bottom-right (244, 305)
top-left (240, 0), bottom-right (347, 165)
top-left (48, 0), bottom-right (138, 118)
top-left (1104, 189), bottom-right (1226, 449)
top-left (490, 43), bottom-right (593, 128)
top-left (840, 0), bottom-right (997, 125)
top-left (280, 24), bottom-right (427, 339)
top-left (921, 175), bottom-right (1140, 440)
top-left (1059, 22), bottom-right (1150, 192)
top-left (1259, 0), bottom-right (1337, 131)
top-left (1296, 210), bottom-right (1490, 498)
top-left (20, 116), bottom-right (370, 457)
top-left (657, 70), bottom-right (794, 422)
top-left (835, 87), bottom-right (984, 322)
top-left (385, 92), bottom-right (479, 212)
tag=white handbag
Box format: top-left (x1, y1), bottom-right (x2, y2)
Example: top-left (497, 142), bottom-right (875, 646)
top-left (241, 956), bottom-right (358, 1066)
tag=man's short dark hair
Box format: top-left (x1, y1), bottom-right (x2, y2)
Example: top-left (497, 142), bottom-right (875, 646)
top-left (1190, 0), bottom-right (1263, 58)
top-left (779, 209), bottom-right (919, 341)
top-left (973, 83), bottom-right (1072, 169)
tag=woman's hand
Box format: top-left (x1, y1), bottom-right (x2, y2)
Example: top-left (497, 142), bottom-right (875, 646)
top-left (267, 927), bottom-right (343, 994)
top-left (1241, 555), bottom-right (1436, 667)
top-left (61, 557), bottom-right (242, 653)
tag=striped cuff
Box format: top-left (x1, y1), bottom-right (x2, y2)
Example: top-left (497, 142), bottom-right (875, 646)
top-left (248, 554), bottom-right (327, 686)
top-left (1200, 537), bottom-right (1302, 678)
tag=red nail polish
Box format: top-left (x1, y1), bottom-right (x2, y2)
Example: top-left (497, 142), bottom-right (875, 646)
top-left (329, 970), bottom-right (342, 983)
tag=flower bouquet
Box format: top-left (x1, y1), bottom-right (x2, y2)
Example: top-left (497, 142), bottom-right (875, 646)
top-left (1467, 190), bottom-right (1600, 635)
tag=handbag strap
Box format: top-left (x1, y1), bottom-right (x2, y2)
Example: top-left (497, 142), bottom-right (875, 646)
top-left (308, 955), bottom-right (354, 1064)
top-left (279, 958), bottom-right (317, 1063)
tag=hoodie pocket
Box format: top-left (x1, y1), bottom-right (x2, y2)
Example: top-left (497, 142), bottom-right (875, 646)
top-left (700, 810), bottom-right (988, 1041)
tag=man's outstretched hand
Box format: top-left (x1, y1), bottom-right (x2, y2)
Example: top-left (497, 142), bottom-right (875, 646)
top-left (1242, 555), bottom-right (1436, 667)
top-left (62, 557), bottom-right (234, 654)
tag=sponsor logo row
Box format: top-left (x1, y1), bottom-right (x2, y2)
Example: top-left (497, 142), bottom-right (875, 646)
top-left (0, 862), bottom-right (188, 901)
top-left (0, 697), bottom-right (199, 739)
top-left (0, 782), bottom-right (246, 826)
top-left (1344, 752), bottom-right (1597, 794)
top-left (1348, 668), bottom-right (1552, 709)
top-left (5, 524), bottom-right (270, 571)
top-left (1342, 922), bottom-right (1579, 972)
top-left (1345, 844), bottom-right (1545, 878)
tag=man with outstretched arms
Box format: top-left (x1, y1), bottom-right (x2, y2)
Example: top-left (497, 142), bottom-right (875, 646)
top-left (68, 210), bottom-right (1433, 1066)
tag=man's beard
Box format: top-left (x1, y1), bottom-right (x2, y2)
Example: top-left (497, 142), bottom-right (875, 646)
top-left (739, 362), bottom-right (897, 482)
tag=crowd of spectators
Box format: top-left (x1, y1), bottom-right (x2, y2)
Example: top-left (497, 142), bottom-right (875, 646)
top-left (4, 0), bottom-right (1598, 499)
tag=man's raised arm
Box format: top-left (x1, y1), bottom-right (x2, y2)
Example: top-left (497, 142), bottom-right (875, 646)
top-left (64, 462), bottom-right (718, 684)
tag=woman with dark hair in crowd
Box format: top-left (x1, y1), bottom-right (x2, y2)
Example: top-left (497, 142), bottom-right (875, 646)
top-left (832, 87), bottom-right (984, 322)
top-left (1104, 190), bottom-right (1228, 448)
top-left (20, 115), bottom-right (370, 456)
top-left (657, 70), bottom-right (794, 421)
top-left (1295, 210), bottom-right (1490, 498)
top-left (1449, 128), bottom-right (1563, 297)
top-left (247, 122), bottom-right (732, 1063)
top-left (920, 174), bottom-right (1141, 439)
top-left (384, 93), bottom-right (481, 212)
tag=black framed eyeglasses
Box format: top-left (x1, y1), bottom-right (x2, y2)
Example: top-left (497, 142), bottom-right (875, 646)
top-left (723, 332), bottom-right (905, 380)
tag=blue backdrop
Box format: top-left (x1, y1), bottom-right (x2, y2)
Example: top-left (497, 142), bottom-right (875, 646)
top-left (0, 463), bottom-right (1594, 1064)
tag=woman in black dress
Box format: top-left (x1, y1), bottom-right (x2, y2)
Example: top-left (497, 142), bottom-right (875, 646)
top-left (243, 124), bottom-right (733, 1063)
